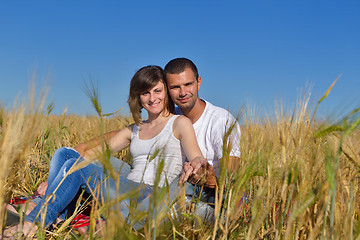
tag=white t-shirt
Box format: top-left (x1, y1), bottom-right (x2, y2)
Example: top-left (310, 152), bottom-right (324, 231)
top-left (176, 100), bottom-right (241, 177)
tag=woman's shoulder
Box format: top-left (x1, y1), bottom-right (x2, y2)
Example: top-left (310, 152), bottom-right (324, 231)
top-left (173, 115), bottom-right (193, 137)
top-left (172, 115), bottom-right (196, 140)
top-left (174, 115), bottom-right (192, 126)
top-left (127, 123), bottom-right (138, 134)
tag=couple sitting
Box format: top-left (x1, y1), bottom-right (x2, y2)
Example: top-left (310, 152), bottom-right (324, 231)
top-left (3, 58), bottom-right (241, 238)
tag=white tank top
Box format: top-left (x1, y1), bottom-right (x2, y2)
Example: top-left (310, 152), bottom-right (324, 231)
top-left (127, 115), bottom-right (185, 187)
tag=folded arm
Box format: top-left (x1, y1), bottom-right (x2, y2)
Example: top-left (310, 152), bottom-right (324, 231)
top-left (74, 126), bottom-right (132, 161)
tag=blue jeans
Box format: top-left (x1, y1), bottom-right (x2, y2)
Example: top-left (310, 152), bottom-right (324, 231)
top-left (181, 181), bottom-right (216, 222)
top-left (25, 147), bottom-right (152, 227)
top-left (47, 147), bottom-right (82, 220)
top-left (166, 176), bottom-right (215, 206)
top-left (131, 176), bottom-right (215, 229)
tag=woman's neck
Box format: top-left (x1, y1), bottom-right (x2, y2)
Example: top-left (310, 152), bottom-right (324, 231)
top-left (145, 110), bottom-right (172, 125)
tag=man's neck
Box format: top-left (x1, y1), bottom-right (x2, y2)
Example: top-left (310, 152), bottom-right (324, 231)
top-left (181, 98), bottom-right (206, 124)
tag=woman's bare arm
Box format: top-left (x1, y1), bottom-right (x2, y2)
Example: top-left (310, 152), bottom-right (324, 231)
top-left (74, 130), bottom-right (119, 155)
top-left (173, 116), bottom-right (217, 188)
top-left (74, 126), bottom-right (132, 161)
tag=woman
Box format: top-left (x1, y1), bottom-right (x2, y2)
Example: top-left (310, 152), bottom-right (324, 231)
top-left (3, 65), bottom-right (206, 238)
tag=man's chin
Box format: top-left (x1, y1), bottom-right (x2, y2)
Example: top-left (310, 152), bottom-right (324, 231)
top-left (176, 103), bottom-right (192, 111)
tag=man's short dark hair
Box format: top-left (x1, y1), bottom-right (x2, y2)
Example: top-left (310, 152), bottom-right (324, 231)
top-left (164, 58), bottom-right (199, 80)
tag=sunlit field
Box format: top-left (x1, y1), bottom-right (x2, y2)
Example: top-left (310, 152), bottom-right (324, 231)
top-left (1, 84), bottom-right (359, 239)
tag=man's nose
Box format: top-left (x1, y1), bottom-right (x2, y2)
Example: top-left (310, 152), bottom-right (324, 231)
top-left (179, 87), bottom-right (186, 97)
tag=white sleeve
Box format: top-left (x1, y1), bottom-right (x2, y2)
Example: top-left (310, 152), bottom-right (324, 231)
top-left (212, 116), bottom-right (241, 160)
top-left (229, 121), bottom-right (241, 158)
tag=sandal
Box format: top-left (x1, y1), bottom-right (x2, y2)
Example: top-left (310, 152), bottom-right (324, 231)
top-left (5, 208), bottom-right (20, 227)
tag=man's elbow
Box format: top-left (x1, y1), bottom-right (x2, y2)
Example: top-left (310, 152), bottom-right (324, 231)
top-left (228, 156), bottom-right (240, 172)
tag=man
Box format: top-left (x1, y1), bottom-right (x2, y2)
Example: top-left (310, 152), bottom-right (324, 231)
top-left (164, 58), bottom-right (241, 209)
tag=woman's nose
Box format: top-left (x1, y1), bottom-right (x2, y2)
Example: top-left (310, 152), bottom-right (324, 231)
top-left (149, 93), bottom-right (156, 102)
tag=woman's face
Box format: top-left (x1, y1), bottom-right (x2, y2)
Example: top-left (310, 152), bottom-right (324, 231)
top-left (140, 80), bottom-right (167, 116)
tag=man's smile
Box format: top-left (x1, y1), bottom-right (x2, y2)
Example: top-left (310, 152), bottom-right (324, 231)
top-left (178, 97), bottom-right (190, 103)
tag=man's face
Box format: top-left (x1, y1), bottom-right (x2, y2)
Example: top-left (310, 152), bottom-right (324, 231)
top-left (166, 68), bottom-right (201, 112)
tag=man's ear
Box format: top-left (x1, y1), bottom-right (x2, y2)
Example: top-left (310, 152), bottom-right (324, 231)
top-left (197, 76), bottom-right (202, 90)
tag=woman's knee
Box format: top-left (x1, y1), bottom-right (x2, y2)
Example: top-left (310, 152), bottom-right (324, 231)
top-left (53, 147), bottom-right (70, 156)
top-left (50, 147), bottom-right (78, 168)
top-left (61, 158), bottom-right (78, 172)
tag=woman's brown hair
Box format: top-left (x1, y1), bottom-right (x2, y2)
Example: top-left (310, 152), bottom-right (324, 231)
top-left (128, 65), bottom-right (174, 124)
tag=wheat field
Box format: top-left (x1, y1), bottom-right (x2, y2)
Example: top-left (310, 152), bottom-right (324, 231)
top-left (0, 84), bottom-right (359, 239)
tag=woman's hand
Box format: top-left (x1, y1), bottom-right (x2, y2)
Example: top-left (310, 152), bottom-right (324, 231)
top-left (179, 156), bottom-right (205, 183)
top-left (179, 157), bottom-right (217, 188)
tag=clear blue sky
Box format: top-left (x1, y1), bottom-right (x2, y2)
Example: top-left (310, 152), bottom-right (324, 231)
top-left (1, 1), bottom-right (359, 120)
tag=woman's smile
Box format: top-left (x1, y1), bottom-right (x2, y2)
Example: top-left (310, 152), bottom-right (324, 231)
top-left (148, 102), bottom-right (160, 107)
top-left (140, 81), bottom-right (166, 115)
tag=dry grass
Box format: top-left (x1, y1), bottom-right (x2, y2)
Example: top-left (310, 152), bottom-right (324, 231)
top-left (0, 83), bottom-right (359, 239)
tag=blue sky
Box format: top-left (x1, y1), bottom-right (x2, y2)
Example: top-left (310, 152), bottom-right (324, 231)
top-left (0, 1), bottom-right (359, 120)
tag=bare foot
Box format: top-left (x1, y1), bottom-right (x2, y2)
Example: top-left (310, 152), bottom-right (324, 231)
top-left (5, 203), bottom-right (18, 213)
top-left (2, 221), bottom-right (38, 239)
top-left (73, 219), bottom-right (106, 238)
top-left (36, 181), bottom-right (48, 198)
top-left (94, 219), bottom-right (106, 236)
top-left (23, 202), bottom-right (37, 215)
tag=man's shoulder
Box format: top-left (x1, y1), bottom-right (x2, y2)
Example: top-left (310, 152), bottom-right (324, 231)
top-left (174, 100), bottom-right (232, 117)
top-left (203, 100), bottom-right (236, 121)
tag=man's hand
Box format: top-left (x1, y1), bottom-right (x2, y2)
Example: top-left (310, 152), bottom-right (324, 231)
top-left (179, 157), bottom-right (217, 188)
top-left (179, 156), bottom-right (206, 183)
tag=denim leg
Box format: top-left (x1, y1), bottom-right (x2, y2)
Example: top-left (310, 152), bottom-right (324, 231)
top-left (189, 201), bottom-right (215, 224)
top-left (47, 150), bottom-right (131, 221)
top-left (92, 157), bottom-right (134, 218)
top-left (25, 157), bottom-right (105, 227)
top-left (184, 183), bottom-right (215, 223)
top-left (192, 185), bottom-right (215, 205)
top-left (47, 147), bottom-right (81, 220)
top-left (93, 156), bottom-right (131, 177)
top-left (103, 175), bottom-right (153, 219)
top-left (31, 196), bottom-right (42, 205)
top-left (48, 147), bottom-right (81, 186)
top-left (48, 149), bottom-right (131, 185)
top-left (130, 177), bottom-right (181, 230)
top-left (110, 156), bottom-right (131, 176)
top-left (166, 177), bottom-right (194, 202)
top-left (162, 179), bottom-right (215, 223)
top-left (145, 178), bottom-right (214, 210)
